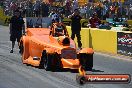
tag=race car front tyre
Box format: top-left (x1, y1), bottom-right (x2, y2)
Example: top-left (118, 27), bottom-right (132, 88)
top-left (40, 51), bottom-right (62, 71)
top-left (42, 53), bottom-right (53, 71)
top-left (44, 54), bottom-right (52, 71)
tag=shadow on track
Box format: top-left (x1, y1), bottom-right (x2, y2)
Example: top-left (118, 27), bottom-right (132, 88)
top-left (91, 69), bottom-right (104, 72)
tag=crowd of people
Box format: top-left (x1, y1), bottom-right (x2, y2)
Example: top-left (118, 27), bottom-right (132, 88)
top-left (0, 0), bottom-right (132, 20)
top-left (70, 0), bottom-right (132, 20)
top-left (0, 0), bottom-right (50, 17)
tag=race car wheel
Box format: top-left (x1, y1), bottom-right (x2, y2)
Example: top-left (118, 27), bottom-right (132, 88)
top-left (79, 54), bottom-right (93, 71)
top-left (43, 53), bottom-right (53, 71)
top-left (40, 52), bottom-right (62, 71)
top-left (39, 51), bottom-right (46, 69)
top-left (54, 54), bottom-right (62, 71)
top-left (85, 54), bottom-right (93, 71)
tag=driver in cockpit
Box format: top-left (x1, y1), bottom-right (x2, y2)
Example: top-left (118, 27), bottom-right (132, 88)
top-left (50, 18), bottom-right (68, 37)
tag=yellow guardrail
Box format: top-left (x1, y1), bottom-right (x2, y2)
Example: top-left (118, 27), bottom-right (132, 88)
top-left (66, 26), bottom-right (117, 54)
top-left (89, 29), bottom-right (117, 54)
top-left (127, 20), bottom-right (132, 26)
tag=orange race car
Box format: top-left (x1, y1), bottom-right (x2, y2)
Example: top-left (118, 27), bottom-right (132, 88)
top-left (19, 20), bottom-right (94, 71)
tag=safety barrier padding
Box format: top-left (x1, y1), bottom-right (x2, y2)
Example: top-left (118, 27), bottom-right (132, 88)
top-left (66, 26), bottom-right (117, 54)
top-left (89, 29), bottom-right (117, 54)
top-left (127, 20), bottom-right (132, 26)
top-left (0, 8), bottom-right (10, 25)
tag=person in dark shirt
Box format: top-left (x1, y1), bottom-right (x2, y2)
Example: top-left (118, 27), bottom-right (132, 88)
top-left (68, 9), bottom-right (82, 49)
top-left (9, 10), bottom-right (25, 53)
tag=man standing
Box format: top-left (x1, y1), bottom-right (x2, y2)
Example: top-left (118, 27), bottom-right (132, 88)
top-left (68, 9), bottom-right (82, 49)
top-left (9, 10), bottom-right (25, 53)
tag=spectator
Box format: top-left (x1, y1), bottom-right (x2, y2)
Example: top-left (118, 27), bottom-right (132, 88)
top-left (117, 0), bottom-right (122, 7)
top-left (72, 0), bottom-right (78, 12)
top-left (10, 1), bottom-right (17, 15)
top-left (112, 0), bottom-right (119, 7)
top-left (27, 0), bottom-right (33, 17)
top-left (102, 4), bottom-right (108, 20)
top-left (33, 1), bottom-right (41, 17)
top-left (68, 9), bottom-right (82, 49)
top-left (110, 5), bottom-right (116, 18)
top-left (42, 2), bottom-right (49, 17)
top-left (0, 0), bottom-right (4, 7)
top-left (95, 3), bottom-right (102, 19)
top-left (49, 9), bottom-right (59, 23)
top-left (80, 5), bottom-right (86, 18)
top-left (113, 14), bottom-right (120, 22)
top-left (124, 6), bottom-right (129, 18)
top-left (9, 10), bottom-right (25, 53)
top-left (89, 12), bottom-right (101, 28)
top-left (85, 3), bottom-right (91, 18)
top-left (89, 3), bottom-right (95, 18)
top-left (65, 0), bottom-right (72, 17)
top-left (129, 4), bottom-right (132, 19)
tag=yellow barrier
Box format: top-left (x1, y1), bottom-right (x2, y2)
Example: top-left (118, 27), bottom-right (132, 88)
top-left (66, 26), bottom-right (117, 54)
top-left (0, 8), bottom-right (10, 25)
top-left (89, 29), bottom-right (117, 54)
top-left (127, 20), bottom-right (132, 26)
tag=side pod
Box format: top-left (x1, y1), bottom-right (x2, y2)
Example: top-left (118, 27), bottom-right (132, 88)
top-left (79, 48), bottom-right (94, 54)
top-left (20, 36), bottom-right (30, 63)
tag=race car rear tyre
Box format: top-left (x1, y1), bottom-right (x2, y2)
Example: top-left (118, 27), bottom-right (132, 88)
top-left (85, 54), bottom-right (93, 71)
top-left (79, 54), bottom-right (93, 71)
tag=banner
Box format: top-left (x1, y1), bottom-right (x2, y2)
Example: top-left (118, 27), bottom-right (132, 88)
top-left (117, 32), bottom-right (132, 57)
